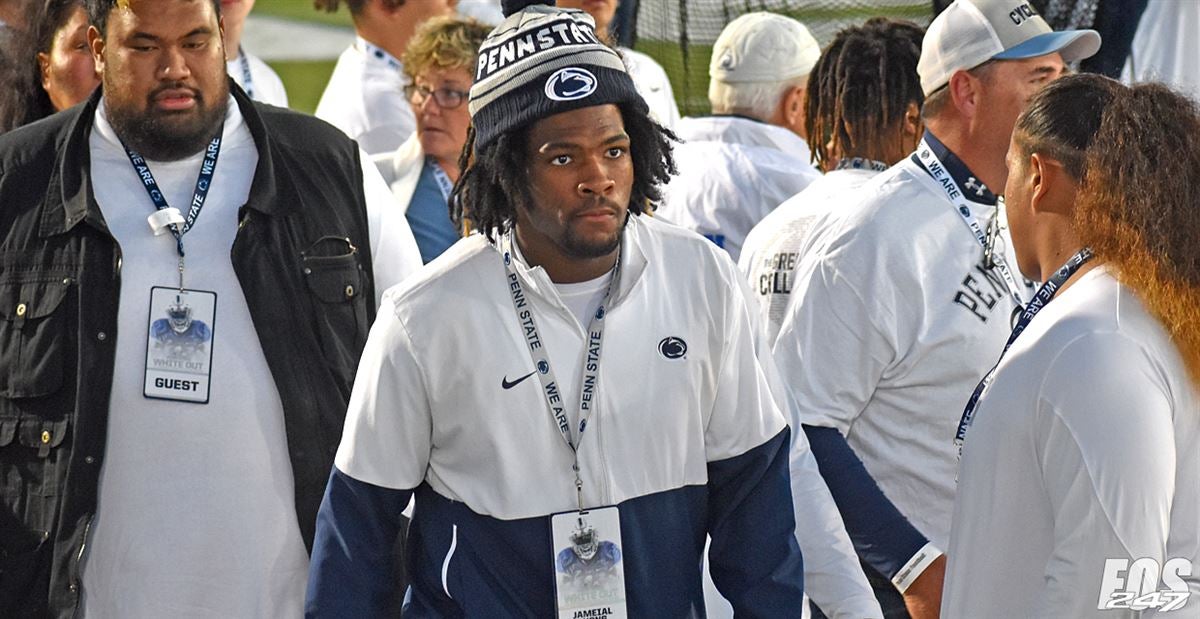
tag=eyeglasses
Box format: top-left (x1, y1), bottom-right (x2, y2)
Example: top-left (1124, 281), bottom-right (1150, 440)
top-left (404, 83), bottom-right (470, 109)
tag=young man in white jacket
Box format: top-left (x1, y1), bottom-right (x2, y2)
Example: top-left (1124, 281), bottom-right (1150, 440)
top-left (306, 2), bottom-right (806, 615)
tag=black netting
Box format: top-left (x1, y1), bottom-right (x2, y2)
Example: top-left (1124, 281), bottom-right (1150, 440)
top-left (633, 0), bottom-right (934, 116)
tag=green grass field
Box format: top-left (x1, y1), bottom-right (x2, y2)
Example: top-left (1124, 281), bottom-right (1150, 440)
top-left (254, 0), bottom-right (353, 27)
top-left (252, 2), bottom-right (931, 116)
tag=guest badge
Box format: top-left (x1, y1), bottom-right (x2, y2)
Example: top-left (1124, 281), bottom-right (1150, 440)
top-left (551, 506), bottom-right (628, 619)
top-left (143, 287), bottom-right (216, 403)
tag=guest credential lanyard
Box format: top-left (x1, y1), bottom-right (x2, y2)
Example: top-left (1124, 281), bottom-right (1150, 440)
top-left (501, 233), bottom-right (620, 512)
top-left (124, 128), bottom-right (223, 290)
top-left (912, 137), bottom-right (1026, 310)
top-left (955, 248), bottom-right (1094, 445)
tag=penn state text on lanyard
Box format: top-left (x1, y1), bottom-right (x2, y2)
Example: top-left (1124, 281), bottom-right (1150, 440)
top-left (123, 127), bottom-right (223, 291)
top-left (914, 137), bottom-right (1026, 313)
top-left (237, 46), bottom-right (254, 99)
top-left (501, 232), bottom-right (620, 513)
top-left (955, 247), bottom-right (1094, 446)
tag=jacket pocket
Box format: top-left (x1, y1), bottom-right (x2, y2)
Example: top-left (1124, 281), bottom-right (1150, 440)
top-left (0, 276), bottom-right (72, 398)
top-left (300, 237), bottom-right (368, 372)
top-left (1, 414), bottom-right (70, 498)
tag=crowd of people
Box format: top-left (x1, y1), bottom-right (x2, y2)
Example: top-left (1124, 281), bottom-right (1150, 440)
top-left (0, 0), bottom-right (1196, 617)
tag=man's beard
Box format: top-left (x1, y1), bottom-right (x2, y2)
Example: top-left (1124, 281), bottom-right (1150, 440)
top-left (106, 79), bottom-right (228, 161)
top-left (560, 205), bottom-right (628, 259)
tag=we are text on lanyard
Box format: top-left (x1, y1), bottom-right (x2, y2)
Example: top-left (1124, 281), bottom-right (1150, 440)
top-left (500, 233), bottom-right (620, 513)
top-left (955, 247), bottom-right (1094, 446)
top-left (123, 127), bottom-right (223, 290)
top-left (913, 137), bottom-right (1027, 315)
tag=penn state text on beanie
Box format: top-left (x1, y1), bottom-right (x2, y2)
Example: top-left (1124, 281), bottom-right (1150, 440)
top-left (469, 0), bottom-right (647, 149)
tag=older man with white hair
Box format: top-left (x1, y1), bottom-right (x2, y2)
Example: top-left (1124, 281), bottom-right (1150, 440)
top-left (657, 12), bottom-right (822, 262)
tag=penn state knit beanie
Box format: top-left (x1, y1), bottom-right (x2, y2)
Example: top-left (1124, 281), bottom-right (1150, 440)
top-left (469, 0), bottom-right (647, 149)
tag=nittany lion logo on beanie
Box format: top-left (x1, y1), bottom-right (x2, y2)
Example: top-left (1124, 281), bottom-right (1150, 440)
top-left (545, 68), bottom-right (598, 101)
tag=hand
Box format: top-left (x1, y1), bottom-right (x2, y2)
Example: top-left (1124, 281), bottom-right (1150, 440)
top-left (901, 554), bottom-right (946, 619)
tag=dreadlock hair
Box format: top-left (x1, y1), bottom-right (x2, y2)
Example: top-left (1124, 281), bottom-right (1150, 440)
top-left (1074, 82), bottom-right (1200, 385)
top-left (804, 17), bottom-right (924, 170)
top-left (451, 101), bottom-right (677, 242)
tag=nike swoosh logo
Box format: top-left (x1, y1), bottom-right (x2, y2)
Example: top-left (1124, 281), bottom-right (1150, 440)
top-left (501, 371), bottom-right (537, 390)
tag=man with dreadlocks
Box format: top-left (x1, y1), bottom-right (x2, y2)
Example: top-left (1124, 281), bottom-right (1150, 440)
top-left (740, 17), bottom-right (925, 343)
top-left (944, 75), bottom-right (1200, 617)
top-left (772, 1), bottom-right (1099, 617)
top-left (305, 1), bottom-right (805, 616)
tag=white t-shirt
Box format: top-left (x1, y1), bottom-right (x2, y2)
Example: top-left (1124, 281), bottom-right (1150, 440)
top-left (553, 272), bottom-right (612, 329)
top-left (739, 167), bottom-right (880, 342)
top-left (657, 116), bottom-right (821, 262)
top-left (315, 37), bottom-right (415, 155)
top-left (771, 155), bottom-right (1025, 551)
top-left (621, 47), bottom-right (680, 131)
top-left (227, 47), bottom-right (289, 108)
top-left (80, 96), bottom-right (421, 618)
top-left (943, 267), bottom-right (1200, 618)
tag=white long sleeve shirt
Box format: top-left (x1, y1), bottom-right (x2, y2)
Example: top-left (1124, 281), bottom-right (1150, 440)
top-left (943, 267), bottom-right (1199, 618)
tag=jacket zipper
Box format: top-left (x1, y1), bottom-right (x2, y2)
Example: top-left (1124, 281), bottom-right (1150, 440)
top-left (69, 516), bottom-right (92, 618)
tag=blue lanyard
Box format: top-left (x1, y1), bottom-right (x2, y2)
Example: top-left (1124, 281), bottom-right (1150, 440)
top-left (428, 159), bottom-right (454, 202)
top-left (237, 47), bottom-right (254, 99)
top-left (123, 130), bottom-right (223, 258)
top-left (913, 137), bottom-right (1027, 312)
top-left (359, 38), bottom-right (402, 72)
top-left (955, 247), bottom-right (1094, 445)
top-left (500, 233), bottom-right (620, 512)
top-left (835, 157), bottom-right (888, 172)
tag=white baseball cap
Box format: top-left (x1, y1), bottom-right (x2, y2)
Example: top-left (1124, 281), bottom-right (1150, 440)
top-left (918, 0), bottom-right (1101, 95)
top-left (709, 12), bottom-right (821, 84)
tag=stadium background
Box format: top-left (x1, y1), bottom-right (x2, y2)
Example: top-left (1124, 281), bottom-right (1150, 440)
top-left (251, 0), bottom-right (934, 115)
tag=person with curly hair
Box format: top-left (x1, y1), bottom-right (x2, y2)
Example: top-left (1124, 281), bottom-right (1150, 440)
top-left (944, 74), bottom-right (1199, 616)
top-left (307, 1), bottom-right (807, 615)
top-left (372, 14), bottom-right (489, 263)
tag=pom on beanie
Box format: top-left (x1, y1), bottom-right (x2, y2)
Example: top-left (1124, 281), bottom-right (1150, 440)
top-left (500, 0), bottom-right (555, 18)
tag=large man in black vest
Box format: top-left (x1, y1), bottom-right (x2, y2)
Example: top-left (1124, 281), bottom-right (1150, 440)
top-left (0, 0), bottom-right (421, 615)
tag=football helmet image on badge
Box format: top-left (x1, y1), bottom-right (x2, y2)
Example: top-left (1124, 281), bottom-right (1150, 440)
top-left (556, 518), bottom-right (622, 589)
top-left (151, 296), bottom-right (212, 359)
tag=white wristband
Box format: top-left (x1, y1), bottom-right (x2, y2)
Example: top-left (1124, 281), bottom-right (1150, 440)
top-left (891, 542), bottom-right (943, 593)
